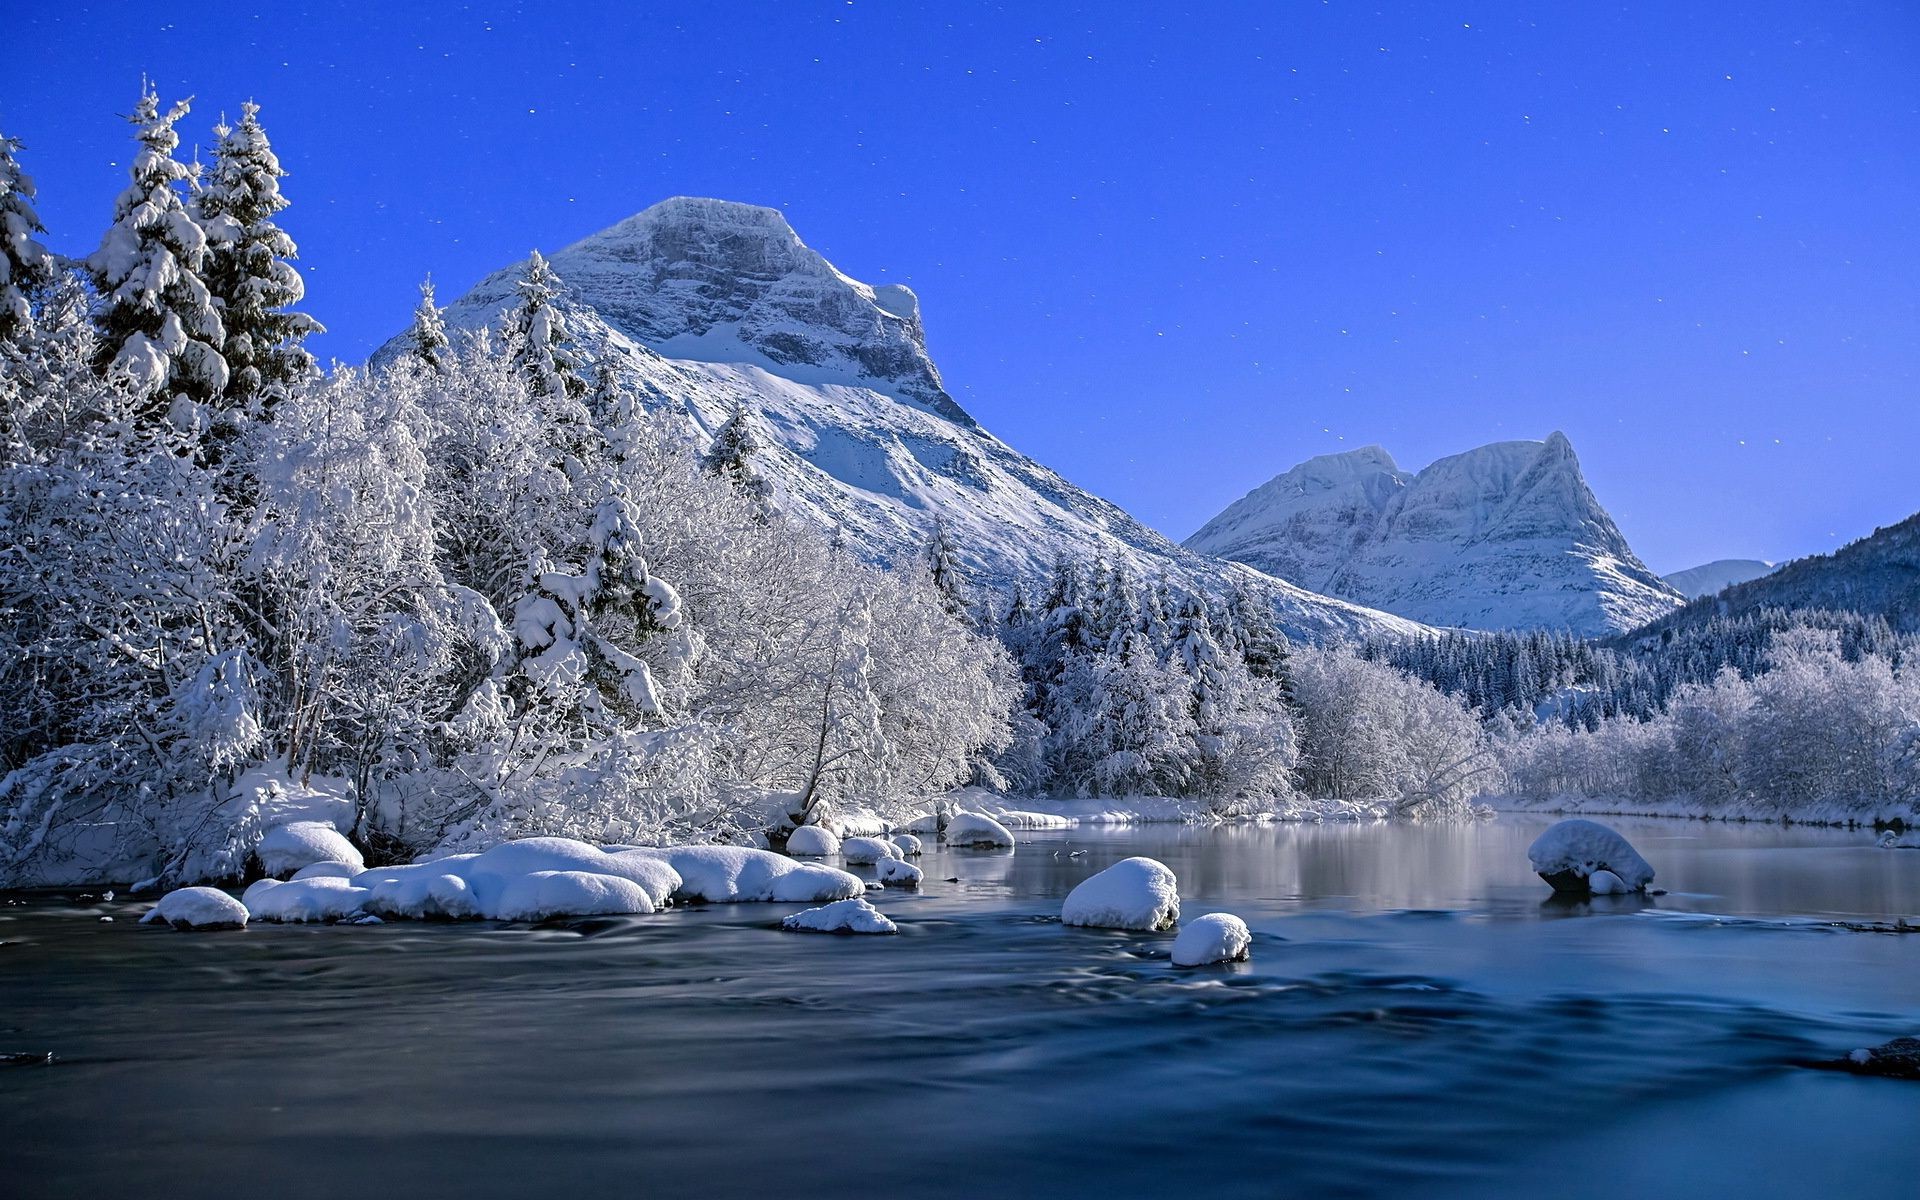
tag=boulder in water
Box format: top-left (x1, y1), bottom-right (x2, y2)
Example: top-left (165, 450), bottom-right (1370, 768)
top-left (1062, 857), bottom-right (1180, 931)
top-left (1171, 912), bottom-right (1252, 967)
top-left (1527, 819), bottom-right (1654, 893)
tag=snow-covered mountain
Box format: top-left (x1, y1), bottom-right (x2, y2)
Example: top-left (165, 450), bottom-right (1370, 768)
top-left (1662, 559), bottom-right (1776, 599)
top-left (1628, 511), bottom-right (1920, 640)
top-left (1184, 436), bottom-right (1684, 636)
top-left (380, 197), bottom-right (1425, 643)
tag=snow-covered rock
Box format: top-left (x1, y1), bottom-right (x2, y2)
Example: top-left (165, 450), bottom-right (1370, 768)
top-left (256, 821), bottom-right (364, 878)
top-left (140, 886), bottom-right (249, 930)
top-left (1185, 435), bottom-right (1683, 636)
top-left (456, 838), bottom-right (681, 910)
top-left (841, 836), bottom-right (900, 864)
top-left (361, 869), bottom-right (484, 920)
top-left (873, 858), bottom-right (924, 887)
top-left (381, 197), bottom-right (1425, 647)
top-left (945, 812), bottom-right (1015, 849)
top-left (1527, 819), bottom-right (1655, 893)
top-left (1586, 869), bottom-right (1629, 895)
top-left (244, 876), bottom-right (374, 923)
top-left (889, 833), bottom-right (923, 857)
top-left (779, 897), bottom-right (896, 934)
top-left (632, 845), bottom-right (866, 904)
top-left (786, 826), bottom-right (842, 857)
top-left (1662, 558), bottom-right (1776, 599)
top-left (290, 860), bottom-right (361, 881)
top-left (1171, 913), bottom-right (1252, 967)
top-left (1061, 857), bottom-right (1181, 931)
top-left (492, 870), bottom-right (654, 921)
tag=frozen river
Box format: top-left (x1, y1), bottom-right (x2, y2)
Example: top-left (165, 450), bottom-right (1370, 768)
top-left (3, 814), bottom-right (1917, 1198)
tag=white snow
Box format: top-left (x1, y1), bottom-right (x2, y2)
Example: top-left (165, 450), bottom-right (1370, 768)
top-left (1662, 558), bottom-right (1776, 599)
top-left (290, 860), bottom-right (361, 881)
top-left (140, 886), bottom-right (248, 930)
top-left (779, 897), bottom-right (896, 934)
top-left (257, 820), bottom-right (364, 878)
top-left (456, 838), bottom-right (681, 910)
top-left (873, 858), bottom-right (924, 887)
top-left (631, 845), bottom-right (866, 903)
top-left (492, 870), bottom-right (654, 921)
top-left (1185, 435), bottom-right (1683, 636)
top-left (1586, 869), bottom-right (1629, 895)
top-left (243, 876), bottom-right (374, 923)
top-left (1527, 819), bottom-right (1655, 892)
top-left (786, 826), bottom-right (842, 857)
top-left (840, 835), bottom-right (900, 864)
top-left (889, 833), bottom-right (923, 857)
top-left (1061, 857), bottom-right (1181, 931)
top-left (945, 812), bottom-right (1015, 849)
top-left (1171, 913), bottom-right (1252, 967)
top-left (381, 196), bottom-right (1424, 648)
top-left (361, 869), bottom-right (484, 920)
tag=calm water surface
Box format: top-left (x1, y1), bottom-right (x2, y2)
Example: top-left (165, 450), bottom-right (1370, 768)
top-left (3, 814), bottom-right (1917, 1199)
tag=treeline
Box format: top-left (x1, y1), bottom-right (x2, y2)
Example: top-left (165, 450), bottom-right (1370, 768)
top-left (1366, 608), bottom-right (1919, 728)
top-left (0, 90), bottom-right (1013, 885)
top-left (0, 88), bottom-right (1511, 886)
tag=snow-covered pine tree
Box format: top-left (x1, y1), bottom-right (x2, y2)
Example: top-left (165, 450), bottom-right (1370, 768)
top-left (0, 132), bottom-right (55, 345)
top-left (195, 101), bottom-right (321, 419)
top-left (701, 405), bottom-right (774, 501)
top-left (84, 85), bottom-right (228, 426)
top-left (406, 277), bottom-right (451, 370)
top-left (503, 249), bottom-right (587, 402)
top-left (1227, 586), bottom-right (1294, 698)
top-left (923, 517), bottom-right (969, 619)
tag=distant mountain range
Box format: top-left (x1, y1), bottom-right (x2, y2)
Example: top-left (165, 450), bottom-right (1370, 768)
top-left (381, 197), bottom-right (1425, 643)
top-left (1661, 559), bottom-right (1777, 599)
top-left (1184, 437), bottom-right (1684, 637)
top-left (1625, 512), bottom-right (1920, 642)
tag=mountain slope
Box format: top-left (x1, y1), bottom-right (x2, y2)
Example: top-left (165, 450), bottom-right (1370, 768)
top-left (1662, 559), bottom-right (1776, 599)
top-left (1625, 512), bottom-right (1920, 642)
top-left (1185, 435), bottom-right (1683, 636)
top-left (380, 197), bottom-right (1425, 643)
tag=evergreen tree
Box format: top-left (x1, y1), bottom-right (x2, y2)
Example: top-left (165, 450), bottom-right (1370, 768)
top-left (85, 85), bottom-right (227, 425)
top-left (1227, 587), bottom-right (1294, 699)
top-left (503, 249), bottom-right (587, 402)
top-left (406, 277), bottom-right (450, 370)
top-left (196, 101), bottom-right (321, 418)
top-left (702, 405), bottom-right (774, 501)
top-left (923, 517), bottom-right (969, 619)
top-left (0, 131), bottom-right (55, 345)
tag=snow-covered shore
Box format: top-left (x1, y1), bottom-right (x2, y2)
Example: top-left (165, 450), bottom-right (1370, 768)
top-left (1493, 793), bottom-right (1916, 829)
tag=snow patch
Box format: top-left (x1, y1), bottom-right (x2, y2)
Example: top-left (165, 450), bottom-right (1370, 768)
top-left (945, 812), bottom-right (1015, 849)
top-left (786, 826), bottom-right (841, 857)
top-left (140, 886), bottom-right (248, 930)
top-left (779, 897), bottom-right (896, 934)
top-left (1171, 913), bottom-right (1252, 967)
top-left (257, 820), bottom-right (363, 878)
top-left (493, 870), bottom-right (654, 921)
top-left (1061, 857), bottom-right (1180, 931)
top-left (1527, 819), bottom-right (1655, 893)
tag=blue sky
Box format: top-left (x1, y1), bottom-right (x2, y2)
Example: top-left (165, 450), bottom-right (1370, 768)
top-left (9, 2), bottom-right (1917, 572)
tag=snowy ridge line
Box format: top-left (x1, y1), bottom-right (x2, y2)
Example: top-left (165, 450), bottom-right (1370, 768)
top-left (375, 196), bottom-right (1427, 645)
top-left (1186, 434), bottom-right (1684, 636)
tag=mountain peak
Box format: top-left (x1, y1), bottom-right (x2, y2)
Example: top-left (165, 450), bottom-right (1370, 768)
top-left (1186, 434), bottom-right (1682, 635)
top-left (425, 196), bottom-right (972, 426)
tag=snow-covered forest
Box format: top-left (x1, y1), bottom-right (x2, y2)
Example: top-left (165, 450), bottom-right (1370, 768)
top-left (0, 91), bottom-right (1504, 887)
top-left (2, 92), bottom-right (1915, 889)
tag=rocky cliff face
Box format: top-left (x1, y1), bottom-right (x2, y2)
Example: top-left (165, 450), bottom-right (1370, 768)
top-left (380, 197), bottom-right (1427, 644)
top-left (1186, 435), bottom-right (1684, 636)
